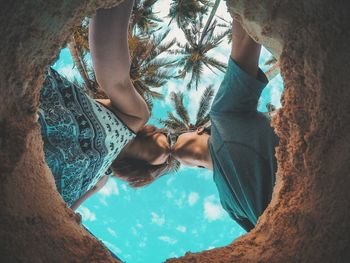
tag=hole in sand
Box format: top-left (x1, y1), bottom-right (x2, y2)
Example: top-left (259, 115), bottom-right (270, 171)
top-left (40, 1), bottom-right (283, 262)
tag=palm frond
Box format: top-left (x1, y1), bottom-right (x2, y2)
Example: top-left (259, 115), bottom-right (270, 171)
top-left (132, 0), bottom-right (161, 34)
top-left (168, 158), bottom-right (181, 173)
top-left (186, 61), bottom-right (204, 90)
top-left (159, 112), bottom-right (187, 131)
top-left (195, 114), bottom-right (210, 128)
top-left (203, 56), bottom-right (227, 72)
top-left (264, 56), bottom-right (277, 65)
top-left (168, 0), bottom-right (208, 29)
top-left (199, 0), bottom-right (221, 45)
top-left (195, 85), bottom-right (214, 125)
top-left (266, 103), bottom-right (276, 112)
top-left (264, 61), bottom-right (280, 81)
top-left (170, 92), bottom-right (190, 126)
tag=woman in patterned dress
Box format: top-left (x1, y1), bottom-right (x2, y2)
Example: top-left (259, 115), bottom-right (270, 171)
top-left (39, 0), bottom-right (172, 210)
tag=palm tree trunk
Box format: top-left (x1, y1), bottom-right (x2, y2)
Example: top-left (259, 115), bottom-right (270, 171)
top-left (199, 0), bottom-right (221, 45)
top-left (67, 36), bottom-right (92, 91)
top-left (265, 61), bottom-right (280, 81)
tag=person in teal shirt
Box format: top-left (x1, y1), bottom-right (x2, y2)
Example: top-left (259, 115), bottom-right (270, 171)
top-left (170, 18), bottom-right (279, 232)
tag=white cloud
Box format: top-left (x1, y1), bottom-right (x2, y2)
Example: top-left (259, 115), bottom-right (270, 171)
top-left (123, 194), bottom-right (131, 201)
top-left (166, 175), bottom-right (176, 186)
top-left (186, 78), bottom-right (221, 122)
top-left (187, 87), bottom-right (204, 122)
top-left (203, 195), bottom-right (225, 222)
top-left (151, 212), bottom-right (165, 226)
top-left (259, 46), bottom-right (273, 70)
top-left (164, 80), bottom-right (187, 107)
top-left (56, 65), bottom-right (81, 82)
top-left (158, 236), bottom-right (177, 245)
top-left (154, 0), bottom-right (171, 20)
top-left (176, 225), bottom-right (187, 233)
top-left (139, 241), bottom-right (146, 248)
top-left (191, 229), bottom-right (199, 237)
top-left (269, 75), bottom-right (283, 108)
top-left (77, 206), bottom-right (96, 222)
top-left (102, 240), bottom-right (122, 254)
top-left (165, 190), bottom-right (173, 199)
top-left (98, 197), bottom-right (108, 206)
top-left (197, 170), bottom-right (213, 180)
top-left (217, 0), bottom-right (230, 18)
top-left (174, 191), bottom-right (187, 208)
top-left (131, 227), bottom-right (138, 236)
top-left (139, 236), bottom-right (148, 248)
top-left (121, 183), bottom-right (128, 192)
top-left (99, 179), bottom-right (119, 197)
top-left (169, 252), bottom-right (178, 258)
top-left (107, 227), bottom-right (117, 238)
top-left (188, 192), bottom-right (199, 206)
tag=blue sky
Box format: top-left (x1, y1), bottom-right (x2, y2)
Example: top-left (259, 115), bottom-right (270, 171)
top-left (51, 1), bottom-right (284, 262)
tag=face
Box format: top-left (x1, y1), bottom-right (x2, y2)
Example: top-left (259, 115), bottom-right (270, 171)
top-left (141, 130), bottom-right (171, 165)
top-left (171, 127), bottom-right (210, 167)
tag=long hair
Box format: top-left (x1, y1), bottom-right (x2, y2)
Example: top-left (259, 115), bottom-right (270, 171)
top-left (110, 125), bottom-right (180, 188)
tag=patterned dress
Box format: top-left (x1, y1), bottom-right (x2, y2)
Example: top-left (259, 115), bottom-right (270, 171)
top-left (38, 68), bottom-right (135, 207)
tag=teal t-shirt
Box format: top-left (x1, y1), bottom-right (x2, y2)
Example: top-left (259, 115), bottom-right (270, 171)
top-left (209, 57), bottom-right (278, 232)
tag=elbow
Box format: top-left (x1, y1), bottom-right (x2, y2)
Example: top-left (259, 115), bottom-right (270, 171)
top-left (136, 105), bottom-right (150, 131)
top-left (143, 106), bottom-right (151, 122)
top-left (129, 100), bottom-right (150, 133)
top-left (138, 93), bottom-right (151, 125)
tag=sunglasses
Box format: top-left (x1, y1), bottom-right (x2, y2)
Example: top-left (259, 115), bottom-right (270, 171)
top-left (163, 121), bottom-right (212, 148)
top-left (167, 130), bottom-right (192, 148)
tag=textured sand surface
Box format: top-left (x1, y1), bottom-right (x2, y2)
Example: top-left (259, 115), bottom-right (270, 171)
top-left (0, 0), bottom-right (349, 262)
top-left (0, 1), bottom-right (123, 262)
top-left (167, 0), bottom-right (350, 262)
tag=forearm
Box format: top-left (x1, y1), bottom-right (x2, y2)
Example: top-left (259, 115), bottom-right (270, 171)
top-left (70, 175), bottom-right (109, 211)
top-left (231, 19), bottom-right (261, 78)
top-left (89, 0), bottom-right (134, 88)
top-left (70, 184), bottom-right (99, 211)
top-left (88, 0), bottom-right (149, 128)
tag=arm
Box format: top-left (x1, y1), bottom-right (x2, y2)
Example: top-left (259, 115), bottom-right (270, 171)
top-left (71, 175), bottom-right (109, 211)
top-left (231, 19), bottom-right (261, 78)
top-left (210, 19), bottom-right (267, 115)
top-left (89, 0), bottom-right (150, 132)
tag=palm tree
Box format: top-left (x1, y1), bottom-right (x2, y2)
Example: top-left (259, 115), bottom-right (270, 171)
top-left (171, 0), bottom-right (227, 90)
top-left (199, 0), bottom-right (221, 44)
top-left (68, 18), bottom-right (176, 109)
top-left (215, 15), bottom-right (232, 43)
top-left (131, 0), bottom-right (162, 34)
top-left (172, 18), bottom-right (227, 90)
top-left (160, 85), bottom-right (215, 132)
top-left (129, 29), bottom-right (177, 109)
top-left (168, 0), bottom-right (209, 29)
top-left (264, 56), bottom-right (280, 81)
top-left (159, 86), bottom-right (214, 173)
top-left (68, 22), bottom-right (96, 93)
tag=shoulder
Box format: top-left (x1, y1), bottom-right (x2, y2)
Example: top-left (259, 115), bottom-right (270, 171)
top-left (95, 98), bottom-right (145, 133)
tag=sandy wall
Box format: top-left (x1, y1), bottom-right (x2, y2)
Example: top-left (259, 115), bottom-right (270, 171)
top-left (0, 1), bottom-right (123, 262)
top-left (0, 0), bottom-right (349, 262)
top-left (167, 0), bottom-right (350, 262)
